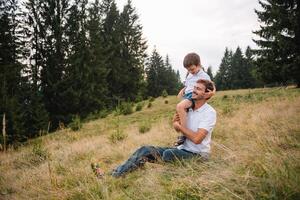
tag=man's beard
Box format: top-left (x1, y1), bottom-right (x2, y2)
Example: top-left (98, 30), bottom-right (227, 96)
top-left (192, 91), bottom-right (204, 100)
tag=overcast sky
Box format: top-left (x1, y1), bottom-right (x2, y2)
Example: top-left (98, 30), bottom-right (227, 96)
top-left (115, 0), bottom-right (261, 80)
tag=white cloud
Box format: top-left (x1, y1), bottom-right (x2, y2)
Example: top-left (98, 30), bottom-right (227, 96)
top-left (115, 0), bottom-right (261, 80)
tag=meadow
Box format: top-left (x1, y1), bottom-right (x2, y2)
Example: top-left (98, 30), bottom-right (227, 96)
top-left (0, 87), bottom-right (299, 200)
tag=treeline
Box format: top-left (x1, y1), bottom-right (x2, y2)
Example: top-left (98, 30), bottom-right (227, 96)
top-left (0, 0), bottom-right (181, 144)
top-left (214, 0), bottom-right (299, 90)
top-left (214, 46), bottom-right (259, 90)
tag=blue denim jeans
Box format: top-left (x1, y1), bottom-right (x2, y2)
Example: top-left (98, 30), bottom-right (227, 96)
top-left (111, 145), bottom-right (208, 177)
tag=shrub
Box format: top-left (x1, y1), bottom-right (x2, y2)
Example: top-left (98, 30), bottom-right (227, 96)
top-left (135, 102), bottom-right (143, 112)
top-left (161, 89), bottom-right (168, 98)
top-left (30, 139), bottom-right (49, 165)
top-left (109, 130), bottom-right (127, 143)
top-left (98, 109), bottom-right (109, 118)
top-left (147, 102), bottom-right (152, 108)
top-left (164, 100), bottom-right (168, 104)
top-left (222, 95), bottom-right (228, 99)
top-left (149, 96), bottom-right (155, 102)
top-left (139, 122), bottom-right (151, 134)
top-left (68, 115), bottom-right (82, 131)
top-left (118, 102), bottom-right (133, 115)
top-left (135, 94), bottom-right (143, 103)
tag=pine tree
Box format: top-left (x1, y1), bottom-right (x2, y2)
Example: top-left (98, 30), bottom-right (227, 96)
top-left (86, 0), bottom-right (109, 111)
top-left (146, 49), bottom-right (165, 97)
top-left (253, 0), bottom-right (300, 87)
top-left (117, 0), bottom-right (147, 101)
top-left (244, 46), bottom-right (259, 88)
top-left (164, 55), bottom-right (182, 95)
top-left (231, 47), bottom-right (245, 89)
top-left (37, 0), bottom-right (69, 128)
top-left (0, 0), bottom-right (26, 142)
top-left (214, 48), bottom-right (233, 90)
top-left (101, 0), bottom-right (123, 105)
top-left (145, 50), bottom-right (181, 97)
top-left (64, 0), bottom-right (97, 119)
top-left (206, 66), bottom-right (214, 81)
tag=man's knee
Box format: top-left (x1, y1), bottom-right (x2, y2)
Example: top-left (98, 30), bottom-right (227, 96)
top-left (137, 145), bottom-right (155, 154)
top-left (162, 149), bottom-right (177, 162)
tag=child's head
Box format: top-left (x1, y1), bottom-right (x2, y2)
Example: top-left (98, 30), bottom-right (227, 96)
top-left (183, 53), bottom-right (201, 74)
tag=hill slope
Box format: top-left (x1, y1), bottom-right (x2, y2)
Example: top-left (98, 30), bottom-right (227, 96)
top-left (1, 87), bottom-right (300, 200)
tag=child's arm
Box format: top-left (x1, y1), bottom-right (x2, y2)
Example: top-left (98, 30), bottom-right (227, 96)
top-left (177, 87), bottom-right (186, 98)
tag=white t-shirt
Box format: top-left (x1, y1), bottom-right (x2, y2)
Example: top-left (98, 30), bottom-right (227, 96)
top-left (177, 103), bottom-right (217, 154)
top-left (184, 69), bottom-right (211, 94)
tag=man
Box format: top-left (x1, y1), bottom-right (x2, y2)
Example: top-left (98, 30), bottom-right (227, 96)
top-left (108, 79), bottom-right (217, 177)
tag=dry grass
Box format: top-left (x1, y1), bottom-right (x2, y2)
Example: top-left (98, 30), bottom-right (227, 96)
top-left (0, 87), bottom-right (299, 200)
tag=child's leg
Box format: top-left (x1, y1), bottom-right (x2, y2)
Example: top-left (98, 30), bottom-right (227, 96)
top-left (176, 99), bottom-right (192, 128)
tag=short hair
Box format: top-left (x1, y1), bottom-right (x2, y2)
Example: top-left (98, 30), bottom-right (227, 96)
top-left (183, 53), bottom-right (201, 68)
top-left (196, 79), bottom-right (215, 93)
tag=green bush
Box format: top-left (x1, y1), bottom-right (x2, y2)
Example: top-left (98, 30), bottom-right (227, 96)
top-left (68, 115), bottom-right (82, 131)
top-left (148, 96), bottom-right (155, 102)
top-left (135, 102), bottom-right (143, 112)
top-left (98, 109), bottom-right (109, 118)
top-left (118, 102), bottom-right (133, 115)
top-left (135, 93), bottom-right (143, 103)
top-left (222, 95), bottom-right (229, 99)
top-left (139, 122), bottom-right (151, 134)
top-left (161, 89), bottom-right (168, 98)
top-left (109, 130), bottom-right (127, 143)
top-left (30, 139), bottom-right (49, 165)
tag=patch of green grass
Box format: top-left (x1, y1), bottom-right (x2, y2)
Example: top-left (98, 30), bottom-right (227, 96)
top-left (69, 115), bottom-right (82, 131)
top-left (138, 121), bottom-right (151, 134)
top-left (28, 138), bottom-right (49, 166)
top-left (109, 130), bottom-right (127, 143)
top-left (135, 102), bottom-right (144, 112)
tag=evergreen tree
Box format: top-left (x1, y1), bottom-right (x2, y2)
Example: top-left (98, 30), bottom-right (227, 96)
top-left (23, 0), bottom-right (50, 137)
top-left (146, 49), bottom-right (165, 97)
top-left (215, 46), bottom-right (260, 90)
top-left (231, 46), bottom-right (245, 89)
top-left (101, 0), bottom-right (123, 105)
top-left (145, 50), bottom-right (182, 97)
top-left (0, 0), bottom-right (25, 142)
top-left (244, 46), bottom-right (259, 88)
top-left (206, 66), bottom-right (214, 81)
top-left (117, 0), bottom-right (147, 101)
top-left (86, 0), bottom-right (109, 111)
top-left (253, 0), bottom-right (300, 87)
top-left (164, 55), bottom-right (182, 95)
top-left (38, 0), bottom-right (69, 128)
top-left (64, 0), bottom-right (88, 119)
top-left (214, 48), bottom-right (233, 90)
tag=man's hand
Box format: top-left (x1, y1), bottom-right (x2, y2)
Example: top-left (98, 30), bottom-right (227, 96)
top-left (172, 113), bottom-right (180, 123)
top-left (173, 121), bottom-right (181, 132)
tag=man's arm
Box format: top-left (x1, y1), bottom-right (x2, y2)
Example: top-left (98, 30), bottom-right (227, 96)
top-left (173, 121), bottom-right (208, 144)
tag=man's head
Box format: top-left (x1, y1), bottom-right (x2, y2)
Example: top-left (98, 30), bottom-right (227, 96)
top-left (183, 53), bottom-right (201, 75)
top-left (192, 79), bottom-right (215, 100)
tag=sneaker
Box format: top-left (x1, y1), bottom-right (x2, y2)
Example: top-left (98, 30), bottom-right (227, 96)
top-left (174, 135), bottom-right (186, 146)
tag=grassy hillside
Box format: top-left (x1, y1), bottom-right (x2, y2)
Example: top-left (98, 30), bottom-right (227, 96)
top-left (1, 87), bottom-right (299, 200)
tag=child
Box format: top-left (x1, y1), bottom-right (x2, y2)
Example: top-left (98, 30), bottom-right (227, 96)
top-left (175, 52), bottom-right (214, 146)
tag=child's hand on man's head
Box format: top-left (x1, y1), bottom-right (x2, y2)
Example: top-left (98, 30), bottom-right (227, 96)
top-left (204, 81), bottom-right (216, 99)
